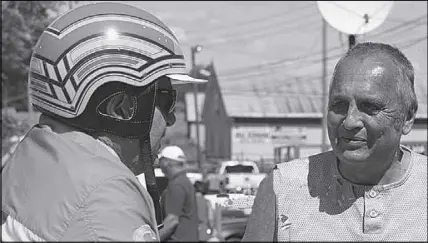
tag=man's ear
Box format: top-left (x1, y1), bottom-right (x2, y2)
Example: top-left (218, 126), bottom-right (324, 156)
top-left (402, 109), bottom-right (416, 135)
top-left (103, 93), bottom-right (135, 120)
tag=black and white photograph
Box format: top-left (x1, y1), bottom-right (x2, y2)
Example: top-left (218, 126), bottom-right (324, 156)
top-left (2, 1), bottom-right (427, 241)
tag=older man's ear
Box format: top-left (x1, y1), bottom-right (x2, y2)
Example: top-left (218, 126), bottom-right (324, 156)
top-left (402, 110), bottom-right (416, 135)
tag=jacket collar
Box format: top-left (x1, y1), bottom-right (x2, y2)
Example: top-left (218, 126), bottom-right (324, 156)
top-left (38, 114), bottom-right (121, 162)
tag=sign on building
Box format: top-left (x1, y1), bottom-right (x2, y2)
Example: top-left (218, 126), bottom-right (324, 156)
top-left (231, 126), bottom-right (308, 160)
top-left (232, 126), bottom-right (307, 146)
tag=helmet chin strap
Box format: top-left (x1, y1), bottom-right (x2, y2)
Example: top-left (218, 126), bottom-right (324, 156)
top-left (139, 137), bottom-right (163, 226)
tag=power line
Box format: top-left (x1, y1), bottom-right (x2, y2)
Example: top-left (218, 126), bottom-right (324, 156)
top-left (217, 61), bottom-right (331, 84)
top-left (192, 16), bottom-right (427, 93)
top-left (200, 17), bottom-right (321, 57)
top-left (192, 9), bottom-right (317, 44)
top-left (368, 14), bottom-right (427, 38)
top-left (214, 18), bottom-right (321, 47)
top-left (293, 36), bottom-right (320, 71)
top-left (199, 12), bottom-right (321, 47)
top-left (221, 89), bottom-right (324, 98)
top-left (218, 46), bottom-right (344, 78)
top-left (217, 43), bottom-right (344, 77)
top-left (222, 34), bottom-right (427, 92)
top-left (326, 1), bottom-right (401, 24)
top-left (397, 35), bottom-right (427, 48)
top-left (197, 11), bottom-right (426, 72)
top-left (363, 20), bottom-right (427, 42)
top-left (220, 55), bottom-right (340, 82)
top-left (186, 2), bottom-right (314, 36)
top-left (222, 73), bottom-right (323, 85)
top-left (216, 14), bottom-right (428, 77)
top-left (220, 28), bottom-right (425, 81)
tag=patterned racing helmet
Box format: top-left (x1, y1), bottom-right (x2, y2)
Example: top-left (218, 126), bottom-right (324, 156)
top-left (28, 2), bottom-right (206, 119)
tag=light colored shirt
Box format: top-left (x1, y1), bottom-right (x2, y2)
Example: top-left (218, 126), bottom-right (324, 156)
top-left (243, 146), bottom-right (427, 241)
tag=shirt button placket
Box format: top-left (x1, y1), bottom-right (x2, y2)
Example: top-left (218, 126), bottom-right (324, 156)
top-left (369, 209), bottom-right (379, 218)
top-left (363, 187), bottom-right (383, 234)
top-left (369, 190), bottom-right (378, 198)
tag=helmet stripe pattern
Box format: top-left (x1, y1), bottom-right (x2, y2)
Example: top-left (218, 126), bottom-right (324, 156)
top-left (29, 3), bottom-right (188, 118)
top-left (45, 15), bottom-right (179, 43)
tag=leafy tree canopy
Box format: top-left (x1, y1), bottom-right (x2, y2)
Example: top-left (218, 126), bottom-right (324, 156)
top-left (2, 1), bottom-right (78, 111)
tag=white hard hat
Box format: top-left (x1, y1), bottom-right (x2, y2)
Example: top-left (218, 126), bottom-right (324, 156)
top-left (159, 146), bottom-right (186, 162)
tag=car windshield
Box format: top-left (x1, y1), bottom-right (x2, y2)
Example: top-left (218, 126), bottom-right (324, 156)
top-left (225, 165), bottom-right (254, 173)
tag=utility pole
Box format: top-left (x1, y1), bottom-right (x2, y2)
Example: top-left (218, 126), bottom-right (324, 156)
top-left (191, 45), bottom-right (203, 171)
top-left (321, 19), bottom-right (328, 152)
top-left (348, 34), bottom-right (356, 49)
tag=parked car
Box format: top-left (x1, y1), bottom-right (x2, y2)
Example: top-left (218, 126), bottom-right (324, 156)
top-left (207, 161), bottom-right (266, 194)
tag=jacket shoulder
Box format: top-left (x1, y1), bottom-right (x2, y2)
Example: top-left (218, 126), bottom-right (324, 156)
top-left (2, 126), bottom-right (140, 241)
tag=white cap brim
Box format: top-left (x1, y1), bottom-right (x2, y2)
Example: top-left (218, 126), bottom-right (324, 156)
top-left (158, 155), bottom-right (186, 163)
top-left (166, 74), bottom-right (208, 84)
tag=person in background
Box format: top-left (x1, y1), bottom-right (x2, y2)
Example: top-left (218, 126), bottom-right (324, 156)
top-left (158, 146), bottom-right (199, 242)
top-left (1, 2), bottom-right (206, 241)
top-left (194, 180), bottom-right (214, 242)
top-left (242, 42), bottom-right (427, 241)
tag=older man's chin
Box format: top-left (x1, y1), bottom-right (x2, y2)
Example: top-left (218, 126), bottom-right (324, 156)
top-left (338, 149), bottom-right (371, 165)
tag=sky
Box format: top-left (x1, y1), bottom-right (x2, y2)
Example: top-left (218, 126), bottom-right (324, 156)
top-left (76, 1), bottom-right (427, 101)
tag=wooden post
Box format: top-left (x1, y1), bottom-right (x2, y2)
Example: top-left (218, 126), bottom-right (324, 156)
top-left (321, 19), bottom-right (329, 152)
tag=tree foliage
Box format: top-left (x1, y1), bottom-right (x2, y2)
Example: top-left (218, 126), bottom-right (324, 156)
top-left (1, 1), bottom-right (77, 111)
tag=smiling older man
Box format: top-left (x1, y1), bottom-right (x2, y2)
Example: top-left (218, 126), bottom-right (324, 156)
top-left (242, 42), bottom-right (427, 241)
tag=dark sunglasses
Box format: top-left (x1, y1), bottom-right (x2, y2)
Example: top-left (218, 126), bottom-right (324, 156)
top-left (155, 88), bottom-right (177, 114)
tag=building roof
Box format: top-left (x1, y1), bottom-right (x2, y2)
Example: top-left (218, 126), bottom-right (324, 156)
top-left (215, 69), bottom-right (427, 119)
top-left (222, 93), bottom-right (323, 118)
top-left (185, 92), bottom-right (205, 122)
top-left (220, 77), bottom-right (324, 118)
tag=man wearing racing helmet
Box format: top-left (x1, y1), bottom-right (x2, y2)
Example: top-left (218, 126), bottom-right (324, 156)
top-left (1, 2), bottom-right (206, 241)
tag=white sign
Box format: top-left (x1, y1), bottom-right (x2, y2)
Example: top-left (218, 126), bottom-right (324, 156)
top-left (232, 127), bottom-right (307, 146)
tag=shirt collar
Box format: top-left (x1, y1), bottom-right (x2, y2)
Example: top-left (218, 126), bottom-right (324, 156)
top-left (328, 145), bottom-right (414, 207)
top-left (332, 145), bottom-right (413, 191)
top-left (38, 113), bottom-right (121, 162)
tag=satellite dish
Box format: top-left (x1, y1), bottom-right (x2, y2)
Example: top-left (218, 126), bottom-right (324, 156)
top-left (317, 1), bottom-right (394, 35)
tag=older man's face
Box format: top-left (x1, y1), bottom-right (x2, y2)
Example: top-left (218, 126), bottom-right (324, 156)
top-left (327, 54), bottom-right (406, 165)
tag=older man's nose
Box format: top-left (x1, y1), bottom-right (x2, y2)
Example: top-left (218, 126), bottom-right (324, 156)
top-left (343, 105), bottom-right (363, 130)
